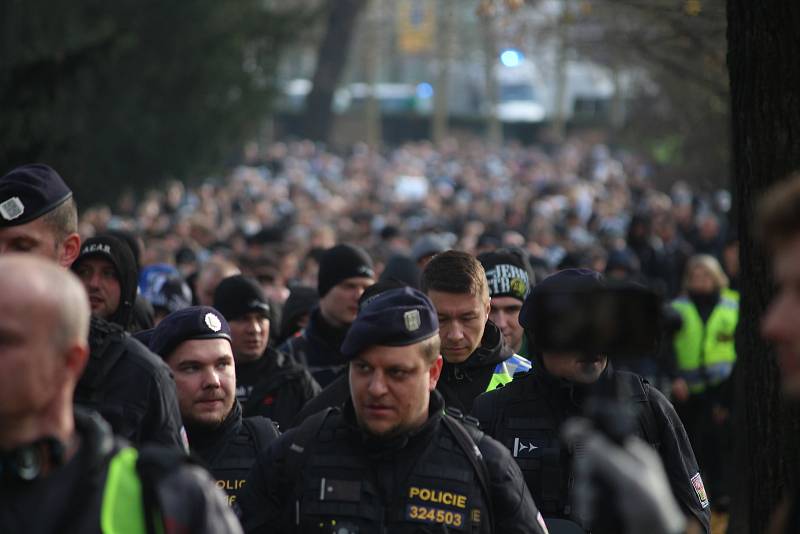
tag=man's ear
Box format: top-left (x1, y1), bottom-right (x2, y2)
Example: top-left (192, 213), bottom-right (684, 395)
top-left (59, 232), bottom-right (81, 268)
top-left (65, 342), bottom-right (90, 382)
top-left (428, 355), bottom-right (444, 390)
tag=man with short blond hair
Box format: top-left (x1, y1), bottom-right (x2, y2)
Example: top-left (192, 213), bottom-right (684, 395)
top-left (421, 250), bottom-right (531, 413)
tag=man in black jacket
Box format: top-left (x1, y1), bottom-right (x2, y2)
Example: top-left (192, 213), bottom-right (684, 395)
top-left (471, 269), bottom-right (711, 533)
top-left (238, 287), bottom-right (548, 534)
top-left (279, 244), bottom-right (374, 387)
top-left (213, 275), bottom-right (320, 430)
top-left (421, 250), bottom-right (531, 413)
top-left (148, 305), bottom-right (280, 508)
top-left (0, 163), bottom-right (184, 449)
top-left (0, 254), bottom-right (241, 534)
top-left (71, 234), bottom-right (138, 330)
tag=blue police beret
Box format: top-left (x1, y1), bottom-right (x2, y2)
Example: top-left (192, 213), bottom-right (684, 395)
top-left (341, 286), bottom-right (439, 359)
top-left (0, 164), bottom-right (73, 227)
top-left (518, 268), bottom-right (603, 331)
top-left (148, 306), bottom-right (231, 359)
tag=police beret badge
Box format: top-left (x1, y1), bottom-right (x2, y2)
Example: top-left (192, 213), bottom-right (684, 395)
top-left (404, 309), bottom-right (421, 332)
top-left (205, 312), bottom-right (222, 332)
top-left (0, 197), bottom-right (24, 221)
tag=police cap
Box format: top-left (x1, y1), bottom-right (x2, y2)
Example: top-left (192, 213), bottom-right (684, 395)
top-left (341, 286), bottom-right (438, 358)
top-left (149, 306), bottom-right (231, 359)
top-left (0, 164), bottom-right (73, 227)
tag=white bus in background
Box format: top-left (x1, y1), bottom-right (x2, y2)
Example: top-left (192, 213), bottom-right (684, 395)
top-left (495, 56), bottom-right (547, 123)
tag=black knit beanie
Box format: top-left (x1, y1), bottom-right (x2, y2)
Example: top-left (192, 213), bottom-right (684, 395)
top-left (317, 244), bottom-right (374, 297)
top-left (477, 250), bottom-right (531, 302)
top-left (213, 275), bottom-right (270, 321)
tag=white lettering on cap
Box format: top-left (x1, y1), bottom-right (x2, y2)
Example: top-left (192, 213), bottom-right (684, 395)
top-left (81, 243), bottom-right (111, 255)
top-left (205, 312), bottom-right (222, 332)
top-left (0, 197), bottom-right (24, 221)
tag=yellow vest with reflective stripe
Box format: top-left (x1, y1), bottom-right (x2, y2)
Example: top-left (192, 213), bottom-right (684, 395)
top-left (487, 354), bottom-right (532, 391)
top-left (101, 447), bottom-right (161, 534)
top-left (671, 297), bottom-right (738, 393)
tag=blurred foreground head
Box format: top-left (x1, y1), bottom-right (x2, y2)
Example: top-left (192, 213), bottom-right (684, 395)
top-left (0, 254), bottom-right (90, 447)
top-left (759, 173), bottom-right (800, 398)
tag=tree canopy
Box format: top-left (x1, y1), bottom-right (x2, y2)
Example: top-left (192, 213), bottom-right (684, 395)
top-left (0, 0), bottom-right (312, 204)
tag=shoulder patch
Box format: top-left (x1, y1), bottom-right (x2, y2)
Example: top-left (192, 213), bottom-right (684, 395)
top-left (691, 472), bottom-right (710, 509)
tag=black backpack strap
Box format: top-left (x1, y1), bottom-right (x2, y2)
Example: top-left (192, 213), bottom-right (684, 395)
top-left (441, 409), bottom-right (495, 534)
top-left (242, 416), bottom-right (281, 451)
top-left (136, 445), bottom-right (200, 534)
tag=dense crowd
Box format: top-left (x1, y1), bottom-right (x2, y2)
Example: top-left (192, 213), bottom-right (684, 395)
top-left (0, 137), bottom-right (745, 534)
top-left (80, 137), bottom-right (737, 304)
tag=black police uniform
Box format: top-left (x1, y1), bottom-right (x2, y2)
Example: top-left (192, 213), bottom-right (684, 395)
top-left (0, 408), bottom-right (242, 534)
top-left (76, 317), bottom-right (185, 449)
top-left (238, 391), bottom-right (547, 534)
top-left (278, 307), bottom-right (351, 388)
top-left (187, 401), bottom-right (280, 508)
top-left (472, 364), bottom-right (712, 533)
top-left (237, 346), bottom-right (321, 430)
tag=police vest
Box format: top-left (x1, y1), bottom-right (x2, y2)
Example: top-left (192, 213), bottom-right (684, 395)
top-left (486, 372), bottom-right (658, 519)
top-left (288, 412), bottom-right (492, 533)
top-left (100, 447), bottom-right (150, 534)
top-left (487, 354), bottom-right (532, 391)
top-left (204, 417), bottom-right (279, 507)
top-left (671, 297), bottom-right (738, 393)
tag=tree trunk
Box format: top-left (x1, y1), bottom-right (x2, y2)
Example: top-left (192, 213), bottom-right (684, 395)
top-left (364, 0), bottom-right (383, 149)
top-left (303, 0), bottom-right (368, 143)
top-left (727, 2), bottom-right (800, 532)
top-left (432, 0), bottom-right (453, 145)
top-left (481, 12), bottom-right (502, 147)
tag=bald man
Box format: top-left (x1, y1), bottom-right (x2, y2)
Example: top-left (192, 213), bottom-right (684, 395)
top-left (0, 255), bottom-right (242, 534)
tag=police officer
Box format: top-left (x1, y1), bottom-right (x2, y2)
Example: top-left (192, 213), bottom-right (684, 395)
top-left (213, 275), bottom-right (320, 429)
top-left (238, 287), bottom-right (549, 534)
top-left (670, 254), bottom-right (738, 506)
top-left (0, 254), bottom-right (242, 534)
top-left (0, 164), bottom-right (184, 448)
top-left (421, 250), bottom-right (531, 413)
top-left (148, 306), bottom-right (280, 507)
top-left (71, 234), bottom-right (139, 330)
top-left (279, 243), bottom-right (375, 387)
top-left (471, 269), bottom-right (711, 533)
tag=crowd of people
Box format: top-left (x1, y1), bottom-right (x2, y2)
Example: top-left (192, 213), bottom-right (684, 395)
top-left (0, 136), bottom-right (755, 534)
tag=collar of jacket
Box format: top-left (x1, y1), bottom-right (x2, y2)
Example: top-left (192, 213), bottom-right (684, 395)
top-left (533, 357), bottom-right (615, 409)
top-left (341, 389), bottom-right (445, 456)
top-left (305, 307), bottom-right (350, 353)
top-left (185, 400), bottom-right (242, 459)
top-left (449, 320), bottom-right (511, 371)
